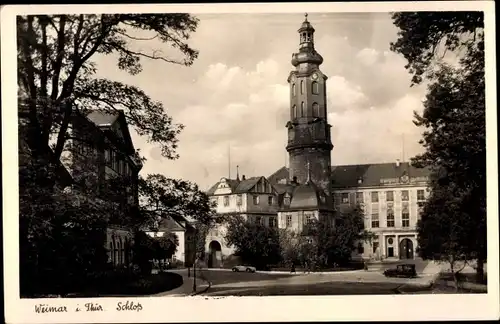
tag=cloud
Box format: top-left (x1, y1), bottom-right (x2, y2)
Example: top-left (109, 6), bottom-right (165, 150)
top-left (91, 13), bottom-right (428, 190)
top-left (356, 48), bottom-right (380, 66)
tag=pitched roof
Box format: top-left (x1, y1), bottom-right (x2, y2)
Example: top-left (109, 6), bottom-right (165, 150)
top-left (86, 110), bottom-right (120, 126)
top-left (157, 216), bottom-right (185, 232)
top-left (268, 166), bottom-right (289, 184)
top-left (206, 176), bottom-right (269, 195)
top-left (268, 162), bottom-right (432, 189)
top-left (234, 177), bottom-right (261, 192)
top-left (206, 178), bottom-right (240, 195)
top-left (331, 162), bottom-right (431, 188)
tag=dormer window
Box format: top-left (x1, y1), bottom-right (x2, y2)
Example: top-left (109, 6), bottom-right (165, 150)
top-left (284, 194), bottom-right (291, 206)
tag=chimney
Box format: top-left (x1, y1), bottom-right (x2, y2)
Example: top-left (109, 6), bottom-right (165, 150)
top-left (242, 175), bottom-right (246, 180)
top-left (396, 159), bottom-right (400, 167)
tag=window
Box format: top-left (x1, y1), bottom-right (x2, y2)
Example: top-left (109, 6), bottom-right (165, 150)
top-left (284, 195), bottom-right (291, 206)
top-left (253, 195), bottom-right (260, 205)
top-left (312, 102), bottom-right (319, 117)
top-left (402, 202), bottom-right (410, 227)
top-left (300, 80), bottom-right (305, 94)
top-left (357, 242), bottom-right (364, 254)
top-left (401, 190), bottom-right (409, 201)
top-left (371, 213), bottom-right (379, 228)
top-left (223, 196), bottom-right (229, 207)
top-left (417, 202), bottom-right (425, 219)
top-left (268, 196), bottom-right (273, 206)
top-left (356, 192), bottom-right (364, 204)
top-left (105, 149), bottom-right (111, 164)
top-left (372, 241), bottom-right (379, 254)
top-left (371, 191), bottom-right (379, 203)
top-left (255, 216), bottom-right (262, 225)
top-left (269, 217), bottom-right (277, 228)
top-left (387, 208), bottom-right (395, 227)
top-left (417, 189), bottom-right (425, 201)
top-left (386, 191), bottom-right (394, 202)
top-left (286, 214), bottom-right (292, 227)
top-left (292, 105), bottom-right (297, 119)
top-left (292, 83), bottom-right (296, 96)
top-left (341, 193), bottom-right (349, 204)
top-left (304, 213), bottom-right (313, 225)
top-left (300, 102), bottom-right (305, 117)
top-left (237, 194), bottom-right (243, 206)
top-left (312, 82), bottom-right (319, 95)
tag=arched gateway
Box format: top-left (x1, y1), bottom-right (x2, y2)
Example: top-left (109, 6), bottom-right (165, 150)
top-left (399, 238), bottom-right (414, 260)
top-left (208, 240), bottom-right (223, 268)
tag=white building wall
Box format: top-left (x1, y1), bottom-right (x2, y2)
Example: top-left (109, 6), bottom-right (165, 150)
top-left (335, 184), bottom-right (429, 261)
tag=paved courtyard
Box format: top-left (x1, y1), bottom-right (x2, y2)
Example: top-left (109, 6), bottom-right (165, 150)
top-left (155, 260), bottom-right (450, 296)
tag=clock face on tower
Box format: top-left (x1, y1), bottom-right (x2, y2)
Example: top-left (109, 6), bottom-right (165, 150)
top-left (312, 73), bottom-right (318, 80)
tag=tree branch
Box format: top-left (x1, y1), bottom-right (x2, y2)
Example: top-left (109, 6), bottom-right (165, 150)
top-left (115, 30), bottom-right (158, 41)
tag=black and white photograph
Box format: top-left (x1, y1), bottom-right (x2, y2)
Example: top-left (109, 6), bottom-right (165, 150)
top-left (2, 1), bottom-right (498, 323)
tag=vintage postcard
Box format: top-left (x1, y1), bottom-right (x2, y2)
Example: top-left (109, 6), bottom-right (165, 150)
top-left (2, 1), bottom-right (499, 323)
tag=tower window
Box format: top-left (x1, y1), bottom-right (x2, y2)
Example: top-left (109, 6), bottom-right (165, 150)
top-left (300, 80), bottom-right (305, 94)
top-left (292, 105), bottom-right (297, 119)
top-left (292, 83), bottom-right (296, 96)
top-left (300, 102), bottom-right (305, 117)
top-left (312, 81), bottom-right (319, 94)
top-left (312, 102), bottom-right (319, 117)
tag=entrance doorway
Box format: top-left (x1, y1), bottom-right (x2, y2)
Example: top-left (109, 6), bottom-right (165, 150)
top-left (208, 240), bottom-right (222, 268)
top-left (399, 238), bottom-right (414, 259)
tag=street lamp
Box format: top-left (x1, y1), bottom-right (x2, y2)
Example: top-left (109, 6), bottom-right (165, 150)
top-left (192, 229), bottom-right (197, 293)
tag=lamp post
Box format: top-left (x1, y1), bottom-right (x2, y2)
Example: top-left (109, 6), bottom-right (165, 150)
top-left (192, 229), bottom-right (197, 293)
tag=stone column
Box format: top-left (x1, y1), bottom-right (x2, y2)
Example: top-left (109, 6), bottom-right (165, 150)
top-left (381, 234), bottom-right (386, 260)
top-left (395, 235), bottom-right (399, 259)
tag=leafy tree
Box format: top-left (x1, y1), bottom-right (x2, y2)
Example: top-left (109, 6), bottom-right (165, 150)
top-left (152, 233), bottom-right (179, 265)
top-left (138, 174), bottom-right (217, 267)
top-left (225, 216), bottom-right (281, 269)
top-left (417, 179), bottom-right (477, 290)
top-left (132, 231), bottom-right (155, 275)
top-left (17, 13), bottom-right (200, 295)
top-left (391, 12), bottom-right (486, 282)
top-left (138, 174), bottom-right (216, 227)
top-left (304, 206), bottom-right (373, 267)
top-left (18, 14), bottom-right (198, 161)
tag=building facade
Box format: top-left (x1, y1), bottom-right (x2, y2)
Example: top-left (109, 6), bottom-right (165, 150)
top-left (205, 175), bottom-right (279, 267)
top-left (146, 215), bottom-right (196, 267)
top-left (204, 15), bottom-right (431, 266)
top-left (63, 109), bottom-right (143, 267)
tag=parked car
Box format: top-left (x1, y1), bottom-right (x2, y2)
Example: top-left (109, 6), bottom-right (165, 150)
top-left (232, 265), bottom-right (256, 273)
top-left (383, 264), bottom-right (417, 278)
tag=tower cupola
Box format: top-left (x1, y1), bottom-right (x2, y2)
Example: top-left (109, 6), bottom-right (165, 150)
top-left (291, 13), bottom-right (324, 67)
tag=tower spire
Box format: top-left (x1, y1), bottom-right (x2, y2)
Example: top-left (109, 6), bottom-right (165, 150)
top-left (304, 12), bottom-right (308, 22)
top-left (236, 165), bottom-right (240, 181)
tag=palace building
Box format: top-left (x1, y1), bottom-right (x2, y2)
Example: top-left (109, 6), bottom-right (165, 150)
top-left (204, 14), bottom-right (431, 267)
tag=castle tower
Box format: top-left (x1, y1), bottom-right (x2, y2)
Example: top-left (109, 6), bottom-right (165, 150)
top-left (286, 14), bottom-right (333, 194)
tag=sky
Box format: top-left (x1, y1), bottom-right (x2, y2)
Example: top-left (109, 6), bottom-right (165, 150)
top-left (92, 12), bottom-right (430, 191)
